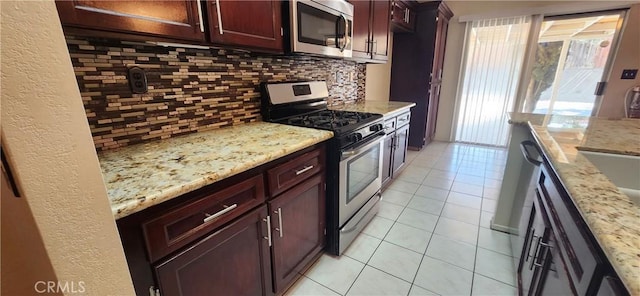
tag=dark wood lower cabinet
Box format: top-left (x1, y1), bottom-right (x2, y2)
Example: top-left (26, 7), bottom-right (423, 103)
top-left (155, 205), bottom-right (272, 296)
top-left (537, 230), bottom-right (575, 296)
top-left (392, 124), bottom-right (409, 175)
top-left (518, 191), bottom-right (549, 296)
top-left (381, 111), bottom-right (411, 189)
top-left (381, 133), bottom-right (394, 187)
top-left (118, 144), bottom-right (327, 296)
top-left (269, 174), bottom-right (325, 293)
top-left (516, 157), bottom-right (628, 296)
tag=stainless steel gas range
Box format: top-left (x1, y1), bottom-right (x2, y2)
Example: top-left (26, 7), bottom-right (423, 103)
top-left (261, 81), bottom-right (384, 255)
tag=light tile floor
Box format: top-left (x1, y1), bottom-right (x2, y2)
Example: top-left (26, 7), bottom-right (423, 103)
top-left (286, 142), bottom-right (517, 296)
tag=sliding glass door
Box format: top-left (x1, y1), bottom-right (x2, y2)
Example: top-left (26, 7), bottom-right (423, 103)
top-left (520, 11), bottom-right (625, 116)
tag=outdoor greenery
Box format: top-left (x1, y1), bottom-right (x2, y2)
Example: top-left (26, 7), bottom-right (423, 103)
top-left (523, 42), bottom-right (562, 112)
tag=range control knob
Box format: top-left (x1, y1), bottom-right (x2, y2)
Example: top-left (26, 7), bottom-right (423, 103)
top-left (369, 124), bottom-right (383, 132)
top-left (350, 133), bottom-right (362, 142)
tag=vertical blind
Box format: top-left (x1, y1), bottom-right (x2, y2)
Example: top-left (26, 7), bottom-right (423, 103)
top-left (454, 16), bottom-right (531, 147)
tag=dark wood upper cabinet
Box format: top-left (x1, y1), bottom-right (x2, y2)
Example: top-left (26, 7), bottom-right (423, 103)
top-left (206, 0), bottom-right (283, 52)
top-left (55, 0), bottom-right (206, 41)
top-left (350, 0), bottom-right (391, 62)
top-left (351, 1), bottom-right (372, 55)
top-left (371, 0), bottom-right (391, 60)
top-left (391, 0), bottom-right (416, 33)
top-left (155, 206), bottom-right (273, 296)
top-left (269, 174), bottom-right (325, 294)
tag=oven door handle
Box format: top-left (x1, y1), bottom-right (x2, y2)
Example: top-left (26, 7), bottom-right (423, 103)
top-left (341, 132), bottom-right (385, 160)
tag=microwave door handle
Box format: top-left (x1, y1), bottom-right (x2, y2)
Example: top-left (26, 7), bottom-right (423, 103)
top-left (342, 16), bottom-right (350, 51)
top-left (336, 14), bottom-right (347, 51)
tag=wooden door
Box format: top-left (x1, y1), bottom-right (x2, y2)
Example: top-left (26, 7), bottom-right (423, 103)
top-left (392, 124), bottom-right (409, 175)
top-left (381, 133), bottom-right (394, 188)
top-left (351, 0), bottom-right (372, 59)
top-left (425, 7), bottom-right (450, 144)
top-left (207, 0), bottom-right (283, 52)
top-left (425, 84), bottom-right (441, 145)
top-left (55, 0), bottom-right (205, 41)
top-left (155, 206), bottom-right (273, 296)
top-left (371, 0), bottom-right (391, 61)
top-left (269, 174), bottom-right (326, 294)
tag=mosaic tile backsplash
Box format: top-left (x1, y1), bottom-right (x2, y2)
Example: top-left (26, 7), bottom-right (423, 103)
top-left (66, 36), bottom-right (366, 151)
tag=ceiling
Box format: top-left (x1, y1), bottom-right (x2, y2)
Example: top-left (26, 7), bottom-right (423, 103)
top-left (538, 14), bottom-right (621, 42)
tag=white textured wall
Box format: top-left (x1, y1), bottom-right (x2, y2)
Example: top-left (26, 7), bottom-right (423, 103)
top-left (365, 33), bottom-right (394, 101)
top-left (1, 1), bottom-right (135, 294)
top-left (598, 4), bottom-right (640, 118)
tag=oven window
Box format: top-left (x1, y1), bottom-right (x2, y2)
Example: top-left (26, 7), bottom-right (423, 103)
top-left (297, 2), bottom-right (338, 47)
top-left (347, 145), bottom-right (380, 203)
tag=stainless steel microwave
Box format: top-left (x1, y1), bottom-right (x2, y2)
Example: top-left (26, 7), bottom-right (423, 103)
top-left (289, 0), bottom-right (353, 59)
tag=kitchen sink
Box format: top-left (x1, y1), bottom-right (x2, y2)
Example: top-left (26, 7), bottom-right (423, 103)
top-left (579, 150), bottom-right (640, 205)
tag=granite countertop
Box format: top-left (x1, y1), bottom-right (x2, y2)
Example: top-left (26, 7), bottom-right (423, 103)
top-left (98, 122), bottom-right (333, 219)
top-left (510, 113), bottom-right (640, 294)
top-left (330, 100), bottom-right (416, 117)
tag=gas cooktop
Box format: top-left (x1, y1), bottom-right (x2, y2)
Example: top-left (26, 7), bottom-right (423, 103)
top-left (280, 110), bottom-right (381, 132)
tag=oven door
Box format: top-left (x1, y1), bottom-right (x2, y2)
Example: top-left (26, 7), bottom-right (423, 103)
top-left (338, 133), bottom-right (384, 227)
top-left (290, 0), bottom-right (353, 58)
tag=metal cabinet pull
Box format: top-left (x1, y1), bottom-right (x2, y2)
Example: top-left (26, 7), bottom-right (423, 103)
top-left (528, 235), bottom-right (542, 270)
top-left (263, 216), bottom-right (272, 246)
top-left (203, 204), bottom-right (237, 223)
top-left (196, 0), bottom-right (205, 32)
top-left (215, 0), bottom-right (223, 35)
top-left (274, 208), bottom-right (284, 237)
top-left (533, 241), bottom-right (551, 267)
top-left (295, 165), bottom-right (314, 175)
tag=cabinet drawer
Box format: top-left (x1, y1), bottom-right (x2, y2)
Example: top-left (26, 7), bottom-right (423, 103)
top-left (383, 118), bottom-right (396, 134)
top-left (396, 112), bottom-right (411, 127)
top-left (538, 165), bottom-right (604, 295)
top-left (143, 175), bottom-right (265, 262)
top-left (268, 148), bottom-right (324, 196)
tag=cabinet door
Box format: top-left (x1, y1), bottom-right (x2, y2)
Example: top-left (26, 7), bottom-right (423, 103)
top-left (351, 0), bottom-right (372, 59)
top-left (155, 206), bottom-right (273, 296)
top-left (518, 194), bottom-right (548, 296)
top-left (392, 124), bottom-right (409, 175)
top-left (381, 133), bottom-right (394, 188)
top-left (269, 174), bottom-right (326, 294)
top-left (538, 165), bottom-right (605, 296)
top-left (207, 0), bottom-right (283, 52)
top-left (391, 0), bottom-right (414, 32)
top-left (537, 231), bottom-right (576, 296)
top-left (371, 0), bottom-right (391, 61)
top-left (55, 0), bottom-right (205, 41)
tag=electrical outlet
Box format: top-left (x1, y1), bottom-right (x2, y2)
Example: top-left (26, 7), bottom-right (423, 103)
top-left (621, 69), bottom-right (638, 80)
top-left (128, 66), bottom-right (148, 94)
